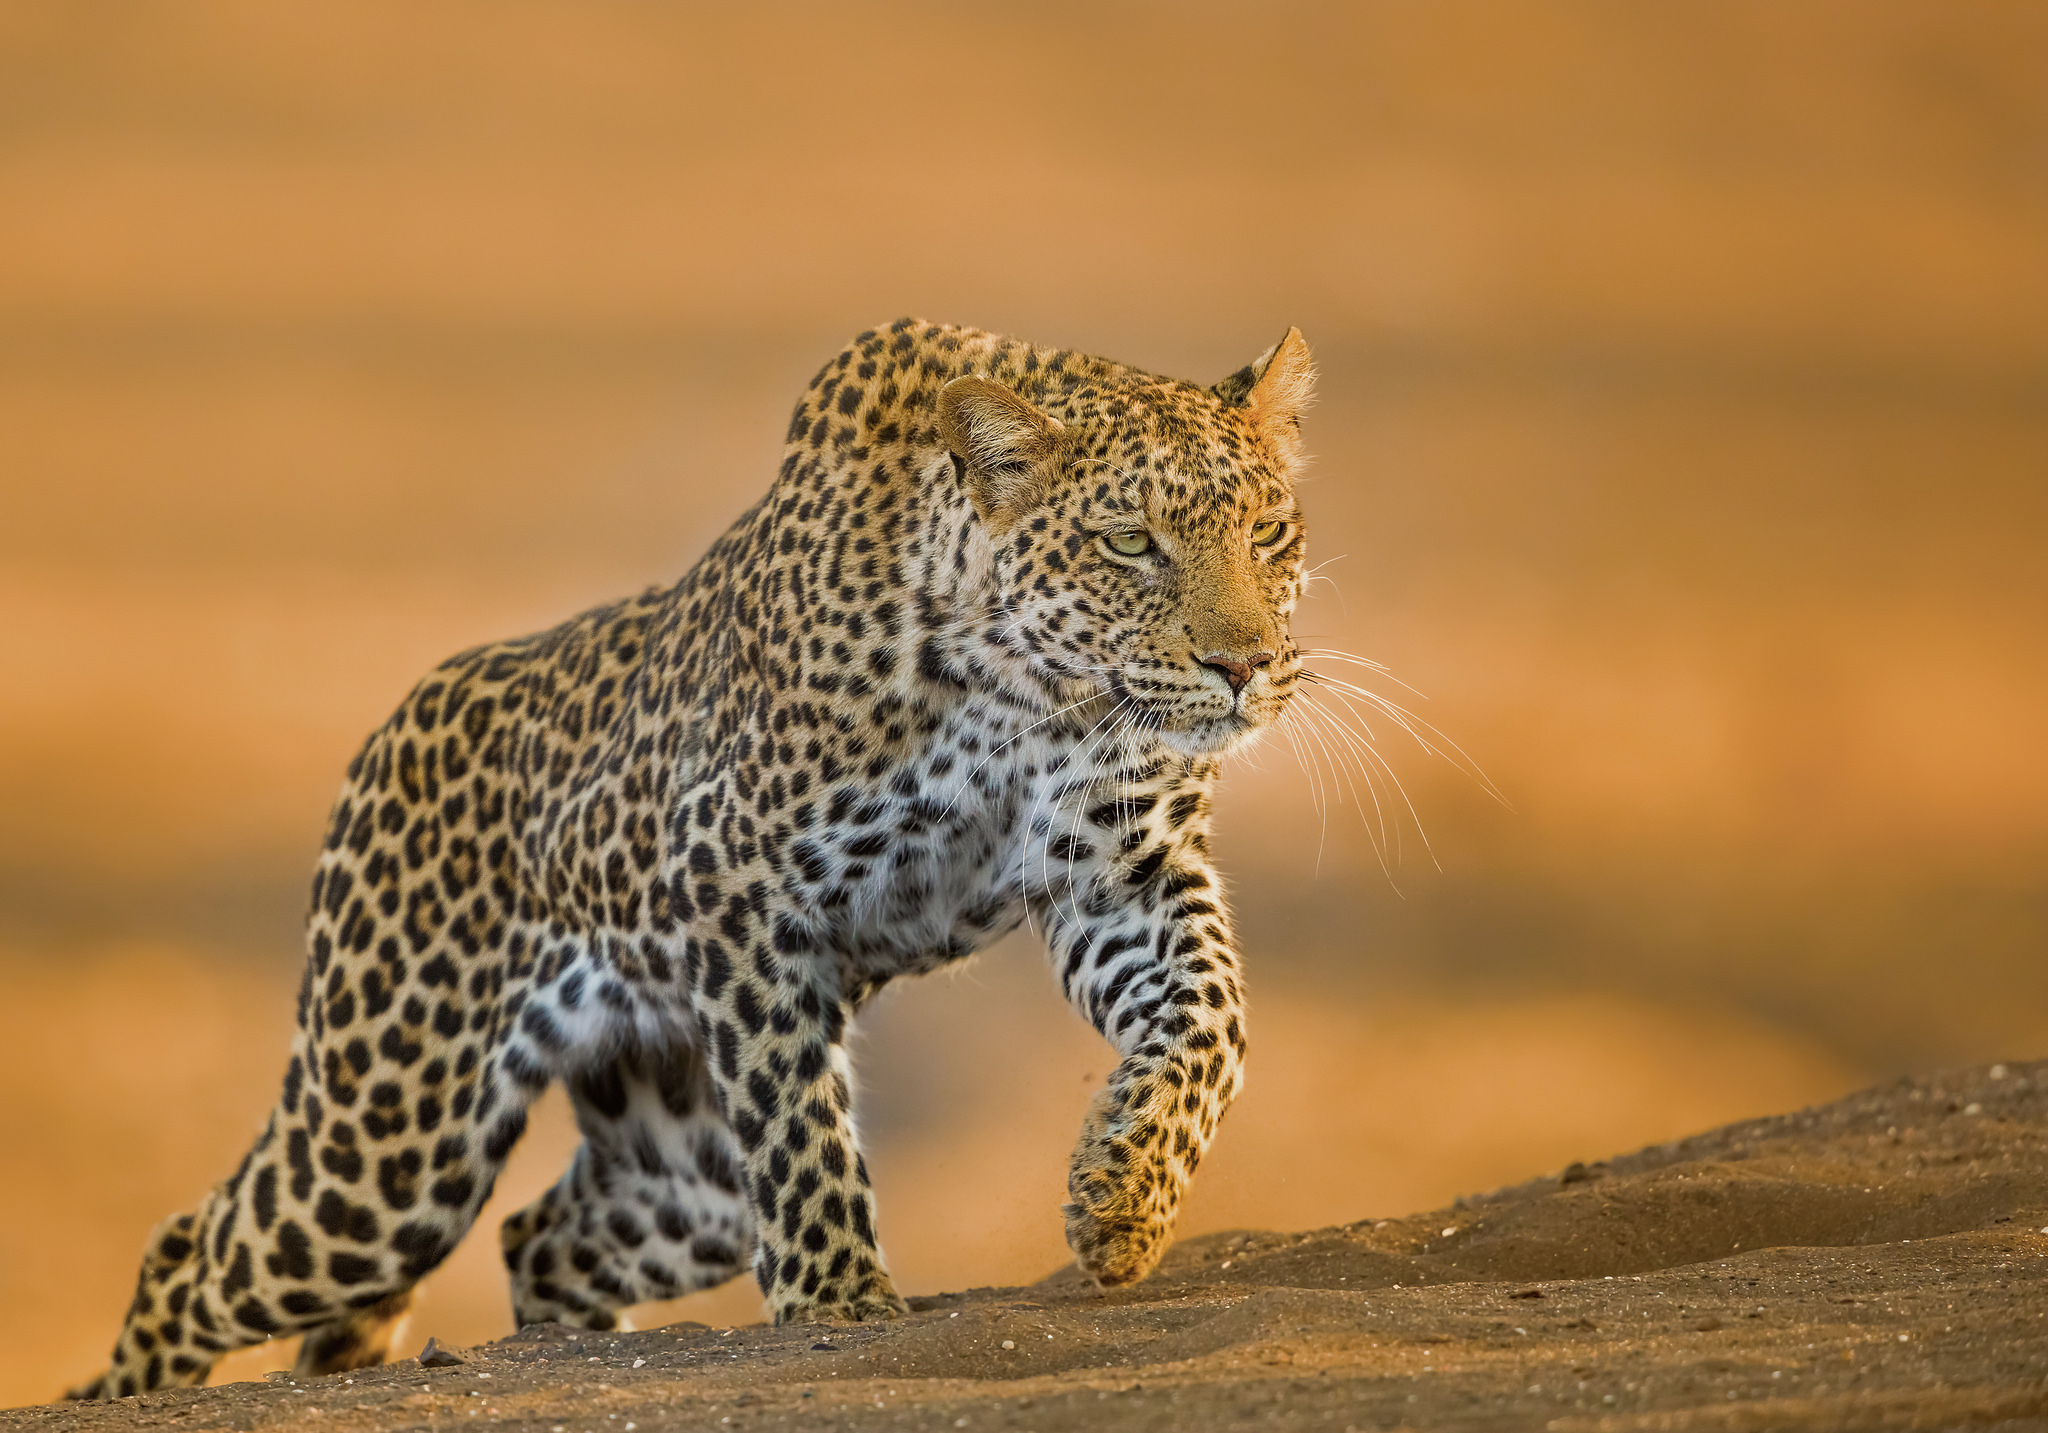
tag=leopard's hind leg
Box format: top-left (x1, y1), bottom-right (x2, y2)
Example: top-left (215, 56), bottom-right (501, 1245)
top-left (61, 1206), bottom-right (211, 1400)
top-left (65, 1028), bottom-right (545, 1400)
top-left (501, 1040), bottom-right (754, 1330)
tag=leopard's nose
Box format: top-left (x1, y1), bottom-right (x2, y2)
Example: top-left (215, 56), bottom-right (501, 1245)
top-left (1201, 651), bottom-right (1274, 693)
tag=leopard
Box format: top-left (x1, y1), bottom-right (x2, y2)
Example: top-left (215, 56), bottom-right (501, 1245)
top-left (65, 316), bottom-right (1318, 1399)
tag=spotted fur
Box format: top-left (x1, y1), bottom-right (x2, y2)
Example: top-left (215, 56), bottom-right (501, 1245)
top-left (65, 318), bottom-right (1317, 1399)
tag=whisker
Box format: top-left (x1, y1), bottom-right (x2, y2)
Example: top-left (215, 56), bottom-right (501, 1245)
top-left (1299, 649), bottom-right (1444, 707)
top-left (1301, 689), bottom-right (1439, 873)
top-left (1069, 456), bottom-right (1142, 487)
top-left (1295, 695), bottom-right (1387, 857)
top-left (1277, 709), bottom-right (1333, 867)
top-left (1300, 555), bottom-right (1349, 614)
top-left (1057, 699), bottom-right (1138, 929)
top-left (1300, 672), bottom-right (1381, 743)
top-left (1014, 696), bottom-right (1125, 934)
top-left (1066, 696), bottom-right (1155, 922)
top-left (1291, 706), bottom-right (1355, 875)
top-left (1031, 695), bottom-right (1131, 919)
top-left (1297, 691), bottom-right (1410, 876)
top-left (1298, 694), bottom-right (1402, 878)
top-left (1302, 671), bottom-right (1506, 807)
top-left (1070, 697), bottom-right (1163, 929)
top-left (943, 689), bottom-right (1108, 819)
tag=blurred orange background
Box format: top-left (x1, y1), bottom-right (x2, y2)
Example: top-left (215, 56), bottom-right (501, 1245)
top-left (2, 0), bottom-right (2043, 1407)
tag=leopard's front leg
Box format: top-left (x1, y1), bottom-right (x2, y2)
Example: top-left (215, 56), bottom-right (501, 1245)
top-left (1039, 785), bottom-right (1248, 1287)
top-left (690, 913), bottom-right (906, 1325)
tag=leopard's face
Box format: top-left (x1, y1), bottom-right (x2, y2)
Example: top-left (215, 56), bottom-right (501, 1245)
top-left (1014, 430), bottom-right (1306, 758)
top-left (941, 334), bottom-right (1318, 759)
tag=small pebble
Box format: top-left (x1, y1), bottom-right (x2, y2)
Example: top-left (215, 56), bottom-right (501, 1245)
top-left (418, 1338), bottom-right (465, 1369)
top-left (1441, 1226), bottom-right (1458, 1238)
top-left (632, 1357), bottom-right (646, 1368)
top-left (1001, 1340), bottom-right (1015, 1350)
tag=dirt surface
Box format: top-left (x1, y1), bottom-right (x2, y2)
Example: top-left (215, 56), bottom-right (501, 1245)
top-left (12, 1062), bottom-right (2045, 1432)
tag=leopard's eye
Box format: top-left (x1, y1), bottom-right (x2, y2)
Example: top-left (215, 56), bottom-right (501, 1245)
top-left (1251, 520), bottom-right (1287, 547)
top-left (1103, 531), bottom-right (1153, 557)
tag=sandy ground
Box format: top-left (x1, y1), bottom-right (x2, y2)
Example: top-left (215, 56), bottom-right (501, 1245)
top-left (11, 1060), bottom-right (2042, 1432)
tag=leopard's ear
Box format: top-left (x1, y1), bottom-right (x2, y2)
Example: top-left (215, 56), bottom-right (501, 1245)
top-left (938, 376), bottom-right (1066, 528)
top-left (1213, 327), bottom-right (1315, 469)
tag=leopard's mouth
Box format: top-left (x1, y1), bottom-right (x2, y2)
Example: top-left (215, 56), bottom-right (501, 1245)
top-left (1159, 709), bottom-right (1269, 758)
top-left (1076, 664), bottom-right (1292, 757)
top-left (1142, 690), bottom-right (1290, 757)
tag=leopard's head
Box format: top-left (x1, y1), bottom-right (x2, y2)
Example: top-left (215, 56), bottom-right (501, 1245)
top-left (941, 330), bottom-right (1315, 757)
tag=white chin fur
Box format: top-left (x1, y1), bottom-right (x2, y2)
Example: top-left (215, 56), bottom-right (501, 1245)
top-left (1159, 711), bottom-right (1268, 759)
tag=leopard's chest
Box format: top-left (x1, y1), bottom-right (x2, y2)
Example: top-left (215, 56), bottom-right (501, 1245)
top-left (806, 703), bottom-right (1115, 979)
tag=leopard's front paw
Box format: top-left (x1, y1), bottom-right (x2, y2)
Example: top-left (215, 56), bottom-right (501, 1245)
top-left (1064, 1101), bottom-right (1175, 1288)
top-left (1064, 1186), bottom-right (1172, 1288)
top-left (774, 1271), bottom-right (908, 1326)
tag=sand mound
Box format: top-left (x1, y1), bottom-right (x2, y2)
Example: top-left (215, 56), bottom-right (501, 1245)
top-left (9, 1061), bottom-right (2044, 1431)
